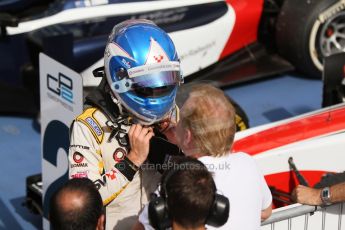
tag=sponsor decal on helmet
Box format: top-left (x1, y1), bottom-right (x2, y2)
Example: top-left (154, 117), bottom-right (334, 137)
top-left (113, 148), bottom-right (126, 162)
top-left (122, 58), bottom-right (131, 68)
top-left (127, 61), bottom-right (180, 79)
top-left (145, 37), bottom-right (169, 64)
top-left (154, 55), bottom-right (164, 63)
top-left (73, 152), bottom-right (84, 163)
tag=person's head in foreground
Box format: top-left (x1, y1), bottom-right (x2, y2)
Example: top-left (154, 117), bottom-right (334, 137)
top-left (49, 178), bottom-right (104, 230)
top-left (148, 157), bottom-right (229, 230)
top-left (103, 19), bottom-right (183, 126)
top-left (174, 83), bottom-right (236, 157)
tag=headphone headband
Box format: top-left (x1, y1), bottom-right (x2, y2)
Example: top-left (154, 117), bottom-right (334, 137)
top-left (160, 160), bottom-right (208, 198)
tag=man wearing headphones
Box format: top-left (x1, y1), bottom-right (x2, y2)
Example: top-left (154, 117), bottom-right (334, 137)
top-left (136, 83), bottom-right (272, 229)
top-left (148, 157), bottom-right (229, 230)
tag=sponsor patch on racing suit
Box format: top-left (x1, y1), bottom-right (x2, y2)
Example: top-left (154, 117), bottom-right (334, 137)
top-left (69, 106), bottom-right (161, 229)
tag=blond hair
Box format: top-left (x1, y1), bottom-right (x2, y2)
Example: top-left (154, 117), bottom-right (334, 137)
top-left (179, 84), bottom-right (236, 157)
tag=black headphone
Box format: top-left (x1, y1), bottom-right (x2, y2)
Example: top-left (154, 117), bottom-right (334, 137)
top-left (148, 161), bottom-right (230, 230)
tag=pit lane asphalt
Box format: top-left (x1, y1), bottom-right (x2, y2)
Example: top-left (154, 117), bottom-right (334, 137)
top-left (0, 73), bottom-right (322, 230)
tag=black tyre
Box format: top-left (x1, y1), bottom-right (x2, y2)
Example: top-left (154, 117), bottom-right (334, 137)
top-left (25, 174), bottom-right (43, 215)
top-left (228, 98), bottom-right (250, 132)
top-left (276, 0), bottom-right (345, 77)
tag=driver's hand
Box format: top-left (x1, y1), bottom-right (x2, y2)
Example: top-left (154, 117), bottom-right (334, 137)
top-left (127, 124), bottom-right (154, 167)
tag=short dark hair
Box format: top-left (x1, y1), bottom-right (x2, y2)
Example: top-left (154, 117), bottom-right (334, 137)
top-left (163, 157), bottom-right (216, 228)
top-left (49, 178), bottom-right (103, 230)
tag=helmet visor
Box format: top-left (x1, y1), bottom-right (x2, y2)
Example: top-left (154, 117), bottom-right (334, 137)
top-left (131, 70), bottom-right (180, 98)
top-left (111, 61), bottom-right (182, 97)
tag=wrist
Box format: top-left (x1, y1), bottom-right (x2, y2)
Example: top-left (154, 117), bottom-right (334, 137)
top-left (320, 187), bottom-right (332, 205)
top-left (114, 156), bottom-right (139, 181)
top-left (127, 152), bottom-right (144, 167)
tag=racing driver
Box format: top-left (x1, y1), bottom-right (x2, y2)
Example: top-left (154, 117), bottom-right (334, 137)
top-left (68, 19), bottom-right (183, 229)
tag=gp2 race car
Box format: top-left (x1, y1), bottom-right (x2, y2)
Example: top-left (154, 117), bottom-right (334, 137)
top-left (0, 0), bottom-right (344, 116)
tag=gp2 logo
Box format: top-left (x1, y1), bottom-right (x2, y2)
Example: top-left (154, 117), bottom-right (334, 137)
top-left (47, 72), bottom-right (73, 103)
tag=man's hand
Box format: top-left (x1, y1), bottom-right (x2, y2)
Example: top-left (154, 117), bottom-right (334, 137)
top-left (293, 185), bottom-right (322, 205)
top-left (127, 124), bottom-right (154, 167)
top-left (261, 203), bottom-right (272, 221)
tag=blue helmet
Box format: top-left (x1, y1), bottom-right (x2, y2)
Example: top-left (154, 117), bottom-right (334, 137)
top-left (104, 19), bottom-right (183, 125)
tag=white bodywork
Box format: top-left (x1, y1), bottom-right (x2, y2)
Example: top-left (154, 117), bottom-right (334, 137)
top-left (7, 0), bottom-right (226, 35)
top-left (5, 0), bottom-right (236, 87)
top-left (80, 0), bottom-right (236, 86)
top-left (234, 103), bottom-right (345, 175)
top-left (233, 104), bottom-right (345, 229)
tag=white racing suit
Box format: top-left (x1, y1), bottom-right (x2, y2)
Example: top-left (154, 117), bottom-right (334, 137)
top-left (68, 81), bottom-right (162, 229)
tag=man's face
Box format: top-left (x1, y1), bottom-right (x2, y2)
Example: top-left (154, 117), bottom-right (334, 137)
top-left (174, 98), bottom-right (194, 157)
top-left (174, 117), bottom-right (184, 147)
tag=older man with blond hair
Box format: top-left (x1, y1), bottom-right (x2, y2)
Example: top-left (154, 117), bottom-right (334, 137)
top-left (134, 83), bottom-right (272, 230)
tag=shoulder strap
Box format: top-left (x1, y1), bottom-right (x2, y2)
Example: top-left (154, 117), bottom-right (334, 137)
top-left (76, 107), bottom-right (104, 144)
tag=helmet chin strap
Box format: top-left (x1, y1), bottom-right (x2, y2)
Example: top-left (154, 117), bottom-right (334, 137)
top-left (109, 91), bottom-right (124, 115)
top-left (131, 117), bottom-right (156, 126)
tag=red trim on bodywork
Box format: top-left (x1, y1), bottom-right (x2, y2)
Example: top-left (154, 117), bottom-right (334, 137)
top-left (232, 107), bottom-right (345, 155)
top-left (266, 170), bottom-right (328, 208)
top-left (220, 0), bottom-right (264, 59)
top-left (266, 170), bottom-right (325, 194)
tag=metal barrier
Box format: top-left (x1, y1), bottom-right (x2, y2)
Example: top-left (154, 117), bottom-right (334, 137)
top-left (261, 202), bottom-right (345, 230)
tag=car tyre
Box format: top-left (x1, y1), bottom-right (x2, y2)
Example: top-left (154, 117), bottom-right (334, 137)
top-left (228, 98), bottom-right (250, 132)
top-left (276, 0), bottom-right (345, 77)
